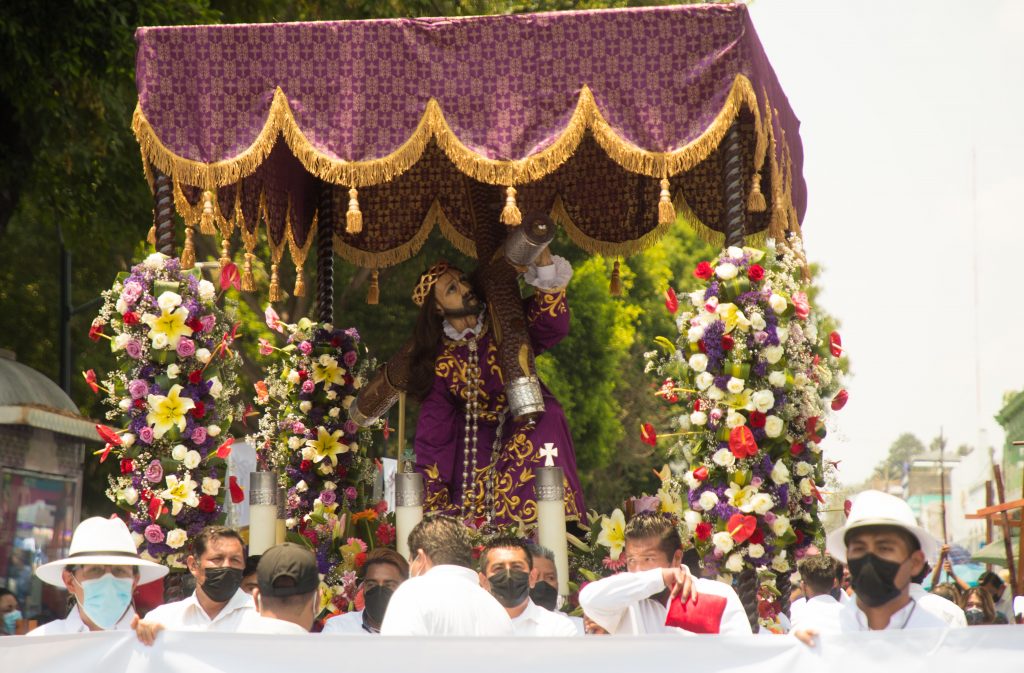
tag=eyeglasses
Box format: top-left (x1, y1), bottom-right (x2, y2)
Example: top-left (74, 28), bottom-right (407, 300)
top-left (72, 565), bottom-right (137, 581)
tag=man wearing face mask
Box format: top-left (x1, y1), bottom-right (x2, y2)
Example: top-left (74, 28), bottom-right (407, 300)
top-left (239, 543), bottom-right (320, 634)
top-left (794, 490), bottom-right (947, 645)
top-left (323, 548), bottom-right (409, 634)
top-left (380, 515), bottom-right (512, 636)
top-left (136, 526), bottom-right (253, 638)
top-left (526, 543), bottom-right (586, 635)
top-left (479, 537), bottom-right (578, 637)
top-left (27, 517), bottom-right (168, 636)
top-left (1, 589), bottom-right (21, 635)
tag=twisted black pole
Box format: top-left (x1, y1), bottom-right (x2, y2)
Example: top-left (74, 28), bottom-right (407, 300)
top-left (720, 123), bottom-right (746, 248)
top-left (153, 170), bottom-right (176, 256)
top-left (316, 182), bottom-right (335, 325)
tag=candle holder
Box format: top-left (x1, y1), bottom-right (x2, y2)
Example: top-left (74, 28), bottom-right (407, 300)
top-left (535, 466), bottom-right (570, 595)
top-left (395, 472), bottom-right (425, 560)
top-left (249, 471), bottom-right (278, 556)
top-left (275, 486), bottom-right (287, 545)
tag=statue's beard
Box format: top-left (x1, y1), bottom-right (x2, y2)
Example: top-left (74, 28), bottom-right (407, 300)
top-left (442, 293), bottom-right (482, 318)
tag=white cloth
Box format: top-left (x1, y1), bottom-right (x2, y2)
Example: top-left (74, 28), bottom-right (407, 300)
top-left (838, 589), bottom-right (853, 605)
top-left (837, 596), bottom-right (949, 631)
top-left (143, 588), bottom-right (255, 631)
top-left (789, 596), bottom-right (807, 623)
top-left (27, 605), bottom-right (137, 636)
top-left (910, 584), bottom-right (966, 627)
top-left (569, 615), bottom-right (585, 635)
top-left (789, 594), bottom-right (843, 633)
top-left (321, 610), bottom-right (370, 635)
top-left (509, 599), bottom-right (579, 637)
top-left (380, 565), bottom-right (513, 636)
top-left (236, 612), bottom-right (308, 634)
top-left (523, 255), bottom-right (573, 291)
top-left (578, 568), bottom-right (751, 636)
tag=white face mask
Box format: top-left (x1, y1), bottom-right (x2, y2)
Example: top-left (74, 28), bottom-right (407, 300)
top-left (75, 574), bottom-right (134, 629)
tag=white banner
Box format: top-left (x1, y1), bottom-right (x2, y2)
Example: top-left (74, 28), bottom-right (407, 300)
top-left (2, 626), bottom-right (1022, 673)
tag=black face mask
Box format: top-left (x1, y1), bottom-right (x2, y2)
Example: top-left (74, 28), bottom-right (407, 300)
top-left (488, 569), bottom-right (531, 608)
top-left (965, 607), bottom-right (986, 626)
top-left (530, 581), bottom-right (559, 611)
top-left (362, 585), bottom-right (394, 629)
top-left (201, 567), bottom-right (242, 603)
top-left (847, 553), bottom-right (907, 608)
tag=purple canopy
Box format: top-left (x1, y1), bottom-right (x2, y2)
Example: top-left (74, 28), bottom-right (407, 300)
top-left (133, 4), bottom-right (805, 293)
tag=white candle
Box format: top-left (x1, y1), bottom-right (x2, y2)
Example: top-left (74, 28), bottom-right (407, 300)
top-left (535, 466), bottom-right (570, 595)
top-left (395, 503), bottom-right (423, 561)
top-left (395, 472), bottom-right (425, 561)
top-left (249, 472), bottom-right (278, 556)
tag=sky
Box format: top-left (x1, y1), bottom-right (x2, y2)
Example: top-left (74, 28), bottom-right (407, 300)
top-left (747, 0), bottom-right (1024, 486)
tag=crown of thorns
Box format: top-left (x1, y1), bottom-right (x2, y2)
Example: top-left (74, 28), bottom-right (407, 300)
top-left (411, 261), bottom-right (453, 307)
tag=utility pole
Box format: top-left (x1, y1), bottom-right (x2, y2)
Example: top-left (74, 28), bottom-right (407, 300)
top-left (939, 427), bottom-right (948, 544)
top-left (57, 225), bottom-right (101, 395)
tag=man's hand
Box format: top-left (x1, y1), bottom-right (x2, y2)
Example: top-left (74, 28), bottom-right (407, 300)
top-left (583, 615), bottom-right (609, 635)
top-left (793, 628), bottom-right (818, 647)
top-left (131, 615), bottom-right (164, 647)
top-left (661, 565), bottom-right (696, 603)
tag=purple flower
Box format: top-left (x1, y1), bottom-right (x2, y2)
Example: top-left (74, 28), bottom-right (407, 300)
top-left (298, 341), bottom-right (313, 355)
top-left (138, 426), bottom-right (155, 444)
top-left (125, 340), bottom-right (143, 360)
top-left (144, 524), bottom-right (165, 544)
top-left (122, 281), bottom-right (143, 304)
top-left (191, 426), bottom-right (208, 444)
top-left (343, 420), bottom-right (359, 435)
top-left (291, 422), bottom-right (306, 435)
top-left (128, 379), bottom-right (149, 399)
top-left (343, 351), bottom-right (358, 368)
top-left (319, 489), bottom-right (337, 505)
top-left (301, 379), bottom-right (315, 394)
top-left (199, 314), bottom-right (216, 333)
top-left (144, 460), bottom-right (163, 483)
top-left (344, 487), bottom-right (357, 502)
top-left (176, 337), bottom-right (196, 358)
top-left (630, 495), bottom-right (660, 514)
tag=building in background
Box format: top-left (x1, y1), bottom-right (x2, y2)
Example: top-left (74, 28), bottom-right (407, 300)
top-left (995, 390), bottom-right (1024, 500)
top-left (905, 449), bottom-right (958, 544)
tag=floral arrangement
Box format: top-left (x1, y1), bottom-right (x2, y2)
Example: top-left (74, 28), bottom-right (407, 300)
top-left (247, 308), bottom-right (391, 620)
top-left (86, 252), bottom-right (243, 566)
top-left (640, 238), bottom-right (847, 628)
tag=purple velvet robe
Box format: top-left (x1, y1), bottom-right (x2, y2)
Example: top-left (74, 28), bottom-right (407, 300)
top-left (413, 289), bottom-right (586, 525)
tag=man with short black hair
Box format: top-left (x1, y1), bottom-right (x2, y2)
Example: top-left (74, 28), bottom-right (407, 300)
top-left (579, 513), bottom-right (750, 635)
top-left (241, 555), bottom-right (261, 595)
top-left (241, 543), bottom-right (319, 633)
top-left (479, 537), bottom-right (577, 636)
top-left (978, 570), bottom-right (1014, 624)
top-left (323, 548), bottom-right (409, 634)
top-left (790, 555), bottom-right (842, 632)
top-left (380, 515), bottom-right (512, 635)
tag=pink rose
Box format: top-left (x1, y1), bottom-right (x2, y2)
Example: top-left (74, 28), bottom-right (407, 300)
top-left (301, 379), bottom-right (315, 394)
top-left (144, 524), bottom-right (165, 544)
top-left (199, 314), bottom-right (216, 333)
top-left (144, 460), bottom-right (163, 483)
top-left (344, 420), bottom-right (359, 435)
top-left (298, 341), bottom-right (312, 355)
top-left (125, 340), bottom-right (143, 360)
top-left (128, 379), bottom-right (149, 399)
top-left (792, 292), bottom-right (810, 320)
top-left (176, 337), bottom-right (196, 358)
top-left (343, 351), bottom-right (358, 368)
top-left (138, 426), bottom-right (154, 444)
top-left (191, 426), bottom-right (208, 444)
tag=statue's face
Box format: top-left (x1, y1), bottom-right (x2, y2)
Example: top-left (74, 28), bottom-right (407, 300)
top-left (433, 268), bottom-right (480, 317)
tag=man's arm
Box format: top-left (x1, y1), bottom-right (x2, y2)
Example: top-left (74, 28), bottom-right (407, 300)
top-left (523, 255), bottom-right (572, 354)
top-left (579, 568), bottom-right (666, 634)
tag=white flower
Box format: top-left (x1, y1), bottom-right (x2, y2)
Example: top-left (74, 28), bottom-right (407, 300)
top-left (197, 280), bottom-right (216, 303)
top-left (288, 436), bottom-right (304, 450)
top-left (769, 294), bottom-right (787, 313)
top-left (688, 353), bottom-right (708, 372)
top-left (776, 327), bottom-right (789, 344)
top-left (196, 348), bottom-right (212, 364)
top-left (699, 491), bottom-right (719, 511)
top-left (794, 372), bottom-right (810, 388)
top-left (726, 483), bottom-right (757, 512)
top-left (677, 414), bottom-right (692, 431)
top-left (695, 372), bottom-right (714, 391)
top-left (118, 399), bottom-right (132, 411)
top-left (171, 444), bottom-right (188, 461)
top-left (287, 369), bottom-right (301, 384)
top-left (725, 553), bottom-right (744, 573)
top-left (206, 424), bottom-right (221, 437)
top-left (688, 290), bottom-right (704, 306)
top-left (768, 371), bottom-right (787, 388)
top-left (683, 510), bottom-right (702, 529)
top-left (285, 518), bottom-right (298, 529)
top-left (201, 478), bottom-right (221, 496)
top-left (805, 324), bottom-right (818, 343)
top-left (342, 395), bottom-right (355, 409)
top-left (184, 450), bottom-right (202, 470)
top-left (712, 448), bottom-right (736, 468)
top-left (295, 480), bottom-right (308, 493)
top-left (748, 543), bottom-right (766, 559)
top-left (750, 312), bottom-right (766, 331)
top-left (115, 297), bottom-right (129, 315)
top-left (771, 515), bottom-right (791, 537)
top-left (299, 401), bottom-right (313, 413)
top-left (167, 363), bottom-right (180, 379)
top-left (323, 481), bottom-right (337, 491)
top-left (799, 478), bottom-right (813, 497)
top-left (726, 377), bottom-right (745, 394)
top-left (795, 462), bottom-right (813, 477)
top-left (325, 390), bottom-right (338, 401)
top-left (166, 529), bottom-right (188, 550)
top-left (300, 446), bottom-right (315, 461)
top-left (123, 487), bottom-right (139, 506)
top-left (143, 252), bottom-right (168, 270)
top-left (687, 325), bottom-right (705, 343)
top-left (716, 263), bottom-right (738, 280)
top-left (112, 333), bottom-right (131, 352)
top-left (726, 246), bottom-right (744, 259)
top-left (707, 387), bottom-right (725, 401)
top-left (318, 462), bottom-right (334, 476)
top-left (764, 415), bottom-right (784, 438)
top-left (712, 531), bottom-right (735, 554)
top-left (763, 346), bottom-right (784, 364)
top-left (682, 471), bottom-right (699, 489)
top-left (208, 377), bottom-right (223, 398)
top-left (318, 354), bottom-right (335, 367)
top-left (328, 407), bottom-right (340, 418)
top-left (690, 410), bottom-right (708, 426)
top-left (157, 291), bottom-right (183, 313)
top-left (750, 494), bottom-right (774, 515)
top-left (725, 410), bottom-right (746, 429)
top-left (152, 333), bottom-right (169, 350)
top-left (751, 389), bottom-right (775, 413)
top-left (131, 532), bottom-right (145, 548)
top-left (809, 441), bottom-right (822, 454)
top-left (770, 460), bottom-right (791, 485)
top-left (772, 554), bottom-right (790, 573)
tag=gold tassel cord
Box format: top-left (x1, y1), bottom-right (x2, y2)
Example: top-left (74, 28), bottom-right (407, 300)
top-left (269, 263), bottom-right (282, 302)
top-left (658, 178), bottom-right (675, 226)
top-left (219, 237), bottom-right (232, 270)
top-left (366, 269), bottom-right (380, 305)
top-left (180, 222), bottom-right (196, 269)
top-left (200, 190), bottom-right (217, 234)
top-left (747, 169), bottom-right (766, 213)
top-left (609, 259), bottom-right (622, 297)
top-left (241, 252), bottom-right (256, 291)
top-left (500, 186), bottom-right (522, 226)
top-left (293, 263), bottom-right (306, 296)
top-left (147, 226), bottom-right (157, 247)
top-left (346, 188), bottom-right (363, 234)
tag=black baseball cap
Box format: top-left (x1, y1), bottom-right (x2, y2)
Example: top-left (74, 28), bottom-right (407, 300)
top-left (256, 543), bottom-right (319, 597)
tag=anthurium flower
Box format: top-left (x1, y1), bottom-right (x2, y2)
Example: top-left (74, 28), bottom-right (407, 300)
top-left (831, 389), bottom-right (849, 411)
top-left (146, 384), bottom-right (196, 439)
top-left (639, 422), bottom-right (657, 446)
top-left (829, 331), bottom-right (843, 357)
top-left (306, 426), bottom-right (348, 466)
top-left (726, 513), bottom-right (757, 543)
top-left (597, 508), bottom-right (627, 560)
top-left (143, 305), bottom-right (194, 349)
top-left (664, 288), bottom-right (679, 314)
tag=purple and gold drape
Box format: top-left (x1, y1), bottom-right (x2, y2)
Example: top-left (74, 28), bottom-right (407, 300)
top-left (133, 4), bottom-right (805, 292)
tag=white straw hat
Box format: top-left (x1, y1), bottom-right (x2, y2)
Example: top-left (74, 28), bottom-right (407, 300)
top-left (35, 517), bottom-right (169, 587)
top-left (825, 490), bottom-right (939, 564)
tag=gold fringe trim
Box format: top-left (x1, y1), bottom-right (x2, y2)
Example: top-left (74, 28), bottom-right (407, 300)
top-left (265, 197), bottom-right (287, 302)
top-left (180, 221), bottom-right (196, 269)
top-left (658, 178), bottom-right (675, 226)
top-left (199, 190), bottom-right (217, 235)
top-left (345, 188), bottom-right (363, 234)
top-left (366, 269), bottom-right (380, 305)
top-left (500, 186), bottom-right (521, 226)
top-left (287, 216), bottom-right (316, 298)
top-left (550, 195), bottom-right (672, 258)
top-left (240, 224), bottom-right (259, 292)
top-left (133, 76), bottom-right (763, 189)
top-left (747, 169), bottom-right (766, 213)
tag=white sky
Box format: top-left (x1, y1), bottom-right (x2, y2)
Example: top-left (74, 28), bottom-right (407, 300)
top-left (747, 0), bottom-right (1024, 485)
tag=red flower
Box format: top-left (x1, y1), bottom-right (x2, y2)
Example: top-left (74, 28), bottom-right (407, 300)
top-left (119, 459), bottom-right (135, 474)
top-left (831, 389), bottom-right (849, 411)
top-left (96, 424), bottom-right (123, 446)
top-left (190, 401), bottom-right (206, 418)
top-left (721, 334), bottom-right (735, 351)
top-left (302, 528), bottom-right (318, 546)
top-left (639, 423), bottom-right (657, 446)
top-left (749, 528), bottom-right (765, 545)
top-left (792, 292), bottom-right (811, 320)
top-left (330, 336), bottom-right (343, 348)
top-left (697, 339), bottom-right (706, 353)
top-left (748, 411), bottom-right (766, 428)
top-left (133, 398), bottom-right (146, 409)
top-left (695, 522), bottom-right (713, 541)
top-left (664, 288), bottom-right (679, 314)
top-left (216, 438), bottom-right (234, 459)
top-left (829, 331), bottom-right (843, 358)
top-left (747, 264), bottom-right (765, 281)
top-left (727, 514), bottom-right (757, 543)
top-left (198, 495), bottom-right (217, 513)
top-left (186, 317), bottom-right (204, 333)
top-left (228, 476), bottom-right (245, 504)
top-left (148, 496), bottom-right (164, 522)
top-left (728, 426), bottom-right (758, 459)
top-left (297, 369), bottom-right (308, 381)
top-left (694, 261), bottom-right (714, 280)
top-left (795, 529), bottom-right (806, 545)
top-left (354, 552), bottom-right (368, 568)
top-left (188, 370), bottom-right (203, 385)
top-left (219, 262), bottom-right (241, 291)
top-left (844, 499), bottom-right (853, 517)
top-left (88, 320), bottom-right (104, 342)
top-left (299, 460), bottom-right (312, 472)
top-left (805, 416), bottom-right (826, 442)
top-left (336, 465), bottom-right (348, 479)
top-left (693, 400), bottom-right (703, 412)
top-left (82, 369), bottom-right (99, 394)
top-left (693, 466), bottom-right (709, 482)
top-left (376, 523), bottom-right (396, 546)
top-left (790, 442), bottom-right (805, 456)
top-left (122, 311), bottom-right (140, 325)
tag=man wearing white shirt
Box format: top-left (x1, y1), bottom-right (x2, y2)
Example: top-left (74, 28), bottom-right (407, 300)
top-left (527, 543), bottom-right (585, 635)
top-left (28, 517), bottom-right (168, 637)
top-left (478, 537), bottom-right (577, 637)
top-left (380, 515), bottom-right (512, 636)
top-left (136, 526), bottom-right (254, 640)
top-left (579, 513), bottom-right (751, 636)
top-left (235, 542), bottom-right (320, 634)
top-left (909, 584), bottom-right (966, 627)
top-left (323, 547), bottom-right (409, 634)
top-left (790, 554), bottom-right (843, 632)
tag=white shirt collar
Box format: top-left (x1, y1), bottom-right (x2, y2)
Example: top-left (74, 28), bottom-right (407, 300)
top-left (512, 599), bottom-right (545, 624)
top-left (849, 597), bottom-right (918, 630)
top-left (183, 588), bottom-right (255, 623)
top-left (442, 308), bottom-right (487, 341)
top-left (423, 564), bottom-right (481, 583)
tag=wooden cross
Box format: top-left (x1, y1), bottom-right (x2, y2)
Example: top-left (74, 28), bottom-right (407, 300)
top-left (539, 443), bottom-right (558, 467)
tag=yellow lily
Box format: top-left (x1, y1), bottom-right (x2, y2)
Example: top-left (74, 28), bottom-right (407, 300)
top-left (657, 487), bottom-right (684, 516)
top-left (306, 426), bottom-right (347, 466)
top-left (716, 303), bottom-right (751, 334)
top-left (726, 482), bottom-right (757, 513)
top-left (596, 508), bottom-right (627, 560)
top-left (144, 307), bottom-right (193, 349)
top-left (161, 474), bottom-right (199, 515)
top-left (312, 356), bottom-right (345, 386)
top-left (146, 384), bottom-right (195, 439)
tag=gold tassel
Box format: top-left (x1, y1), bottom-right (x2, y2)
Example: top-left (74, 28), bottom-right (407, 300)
top-left (147, 225), bottom-right (156, 247)
top-left (366, 269), bottom-right (379, 305)
top-left (269, 263), bottom-right (282, 301)
top-left (219, 237), bottom-right (231, 269)
top-left (747, 171), bottom-right (766, 213)
top-left (658, 178), bottom-right (675, 226)
top-left (609, 259), bottom-right (622, 297)
top-left (200, 190), bottom-right (217, 234)
top-left (180, 223), bottom-right (196, 269)
top-left (500, 186), bottom-right (522, 226)
top-left (294, 263), bottom-right (306, 296)
top-left (241, 252), bottom-right (256, 291)
top-left (346, 188), bottom-right (363, 234)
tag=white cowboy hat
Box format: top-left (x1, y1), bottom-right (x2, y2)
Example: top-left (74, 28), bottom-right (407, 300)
top-left (35, 517), bottom-right (169, 587)
top-left (825, 490), bottom-right (939, 564)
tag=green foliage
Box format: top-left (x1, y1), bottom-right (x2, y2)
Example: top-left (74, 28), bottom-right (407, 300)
top-left (871, 432), bottom-right (927, 482)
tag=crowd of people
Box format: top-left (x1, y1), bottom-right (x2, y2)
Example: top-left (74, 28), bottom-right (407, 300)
top-left (2, 489), bottom-right (1021, 642)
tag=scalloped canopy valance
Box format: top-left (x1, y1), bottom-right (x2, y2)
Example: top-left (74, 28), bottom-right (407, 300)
top-left (133, 3), bottom-right (805, 281)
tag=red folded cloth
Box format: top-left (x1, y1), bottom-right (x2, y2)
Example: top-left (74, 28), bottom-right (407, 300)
top-left (664, 592), bottom-right (727, 634)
